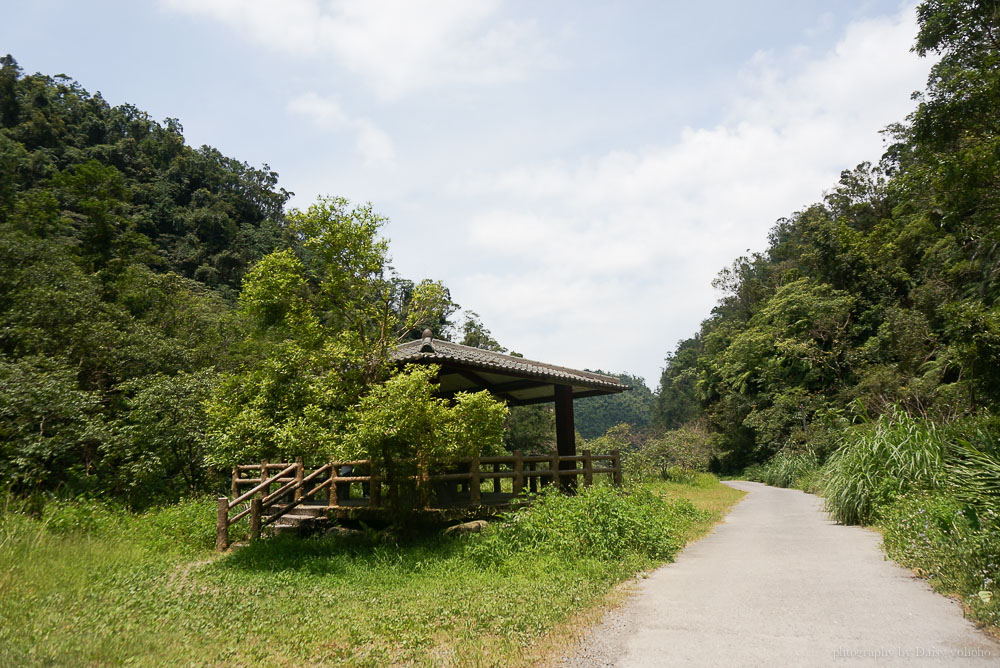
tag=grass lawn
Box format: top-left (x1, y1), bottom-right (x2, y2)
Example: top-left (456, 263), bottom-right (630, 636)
top-left (0, 478), bottom-right (744, 666)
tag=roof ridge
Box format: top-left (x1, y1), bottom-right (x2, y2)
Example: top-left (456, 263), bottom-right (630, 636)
top-left (393, 337), bottom-right (629, 392)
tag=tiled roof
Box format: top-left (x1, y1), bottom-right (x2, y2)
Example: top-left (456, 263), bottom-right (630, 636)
top-left (393, 334), bottom-right (628, 393)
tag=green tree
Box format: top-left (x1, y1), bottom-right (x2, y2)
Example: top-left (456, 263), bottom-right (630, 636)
top-left (104, 369), bottom-right (219, 507)
top-left (344, 364), bottom-right (508, 524)
top-left (205, 197), bottom-right (460, 467)
top-left (0, 355), bottom-right (105, 492)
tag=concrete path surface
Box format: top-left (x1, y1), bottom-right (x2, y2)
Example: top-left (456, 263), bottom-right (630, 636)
top-left (559, 481), bottom-right (999, 667)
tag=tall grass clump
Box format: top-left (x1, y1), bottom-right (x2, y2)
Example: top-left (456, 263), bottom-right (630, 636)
top-left (823, 411), bottom-right (947, 525)
top-left (469, 484), bottom-right (707, 567)
top-left (947, 419), bottom-right (1000, 523)
top-left (744, 451), bottom-right (819, 489)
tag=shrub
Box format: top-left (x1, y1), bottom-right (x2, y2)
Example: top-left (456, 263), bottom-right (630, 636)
top-left (742, 463), bottom-right (765, 481)
top-left (946, 416), bottom-right (1000, 522)
top-left (644, 423), bottom-right (719, 473)
top-left (468, 484), bottom-right (706, 567)
top-left (823, 411), bottom-right (946, 525)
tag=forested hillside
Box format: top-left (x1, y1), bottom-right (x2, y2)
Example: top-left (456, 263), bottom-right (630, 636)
top-left (0, 56), bottom-right (461, 506)
top-left (575, 372), bottom-right (654, 439)
top-left (652, 0), bottom-right (1000, 470)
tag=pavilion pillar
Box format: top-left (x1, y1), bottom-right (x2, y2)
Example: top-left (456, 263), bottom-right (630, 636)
top-left (554, 384), bottom-right (577, 491)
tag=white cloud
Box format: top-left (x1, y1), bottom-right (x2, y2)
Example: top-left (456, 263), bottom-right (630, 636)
top-left (286, 92), bottom-right (349, 128)
top-left (287, 92), bottom-right (395, 167)
top-left (162, 0), bottom-right (551, 98)
top-left (444, 5), bottom-right (932, 383)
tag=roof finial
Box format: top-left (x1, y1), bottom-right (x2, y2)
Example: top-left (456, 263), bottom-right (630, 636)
top-left (420, 328), bottom-right (435, 353)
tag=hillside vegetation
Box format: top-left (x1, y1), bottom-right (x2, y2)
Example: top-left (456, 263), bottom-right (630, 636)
top-left (0, 54), bottom-right (515, 507)
top-left (651, 1), bottom-right (1000, 469)
top-left (650, 0), bottom-right (1000, 631)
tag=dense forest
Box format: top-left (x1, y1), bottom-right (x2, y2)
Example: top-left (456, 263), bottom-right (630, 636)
top-left (0, 55), bottom-right (504, 506)
top-left (651, 0), bottom-right (1000, 471)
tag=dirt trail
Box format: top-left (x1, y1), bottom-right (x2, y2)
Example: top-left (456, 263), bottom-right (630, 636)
top-left (558, 481), bottom-right (999, 667)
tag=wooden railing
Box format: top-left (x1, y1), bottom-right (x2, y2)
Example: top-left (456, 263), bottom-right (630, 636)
top-left (216, 459), bottom-right (333, 551)
top-left (216, 449), bottom-right (621, 550)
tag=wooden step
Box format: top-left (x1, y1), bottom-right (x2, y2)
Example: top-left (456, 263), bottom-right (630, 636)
top-left (275, 513), bottom-right (325, 523)
top-left (263, 504), bottom-right (328, 519)
top-left (268, 514), bottom-right (329, 535)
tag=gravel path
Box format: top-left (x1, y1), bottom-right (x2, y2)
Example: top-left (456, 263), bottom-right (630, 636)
top-left (557, 481), bottom-right (999, 667)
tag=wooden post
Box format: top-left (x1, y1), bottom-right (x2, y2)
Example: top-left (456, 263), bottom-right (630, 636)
top-left (230, 466), bottom-right (238, 498)
top-left (513, 450), bottom-right (523, 496)
top-left (469, 456), bottom-right (481, 505)
top-left (294, 457), bottom-right (304, 502)
top-left (554, 385), bottom-right (576, 491)
top-left (216, 497), bottom-right (229, 551)
top-left (493, 462), bottom-right (501, 493)
top-left (612, 449), bottom-right (623, 486)
top-left (328, 461), bottom-right (338, 509)
top-left (528, 460), bottom-right (537, 494)
top-left (249, 497), bottom-right (262, 541)
top-left (370, 473), bottom-right (381, 508)
top-left (583, 449), bottom-right (593, 486)
top-left (551, 450), bottom-right (561, 490)
top-left (260, 459), bottom-right (270, 497)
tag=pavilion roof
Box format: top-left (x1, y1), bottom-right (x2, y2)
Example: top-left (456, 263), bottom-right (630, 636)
top-left (392, 333), bottom-right (628, 405)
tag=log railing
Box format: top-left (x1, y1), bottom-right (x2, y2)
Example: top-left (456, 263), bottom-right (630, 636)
top-left (216, 449), bottom-right (621, 550)
top-left (216, 459), bottom-right (333, 551)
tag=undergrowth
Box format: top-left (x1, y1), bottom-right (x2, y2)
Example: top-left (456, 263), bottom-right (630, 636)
top-left (470, 484), bottom-right (706, 566)
top-left (881, 492), bottom-right (1000, 628)
top-left (822, 411), bottom-right (947, 525)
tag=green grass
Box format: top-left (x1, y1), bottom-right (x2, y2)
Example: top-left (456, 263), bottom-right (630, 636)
top-left (0, 477), bottom-right (744, 667)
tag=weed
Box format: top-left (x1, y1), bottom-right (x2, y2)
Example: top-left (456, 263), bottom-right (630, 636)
top-left (881, 492), bottom-right (1000, 627)
top-left (468, 484), bottom-right (706, 567)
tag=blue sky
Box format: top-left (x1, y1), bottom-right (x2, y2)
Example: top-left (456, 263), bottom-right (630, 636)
top-left (3, 1), bottom-right (932, 387)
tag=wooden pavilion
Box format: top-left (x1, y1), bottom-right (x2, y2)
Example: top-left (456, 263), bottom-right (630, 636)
top-left (393, 329), bottom-right (630, 469)
top-left (216, 330), bottom-right (629, 549)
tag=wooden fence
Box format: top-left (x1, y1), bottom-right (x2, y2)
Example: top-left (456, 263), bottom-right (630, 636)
top-left (216, 449), bottom-right (621, 550)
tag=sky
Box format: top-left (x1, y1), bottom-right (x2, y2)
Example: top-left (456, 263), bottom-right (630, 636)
top-left (2, 1), bottom-right (934, 388)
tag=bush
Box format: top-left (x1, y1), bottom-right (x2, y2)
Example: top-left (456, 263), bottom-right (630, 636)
top-left (822, 411), bottom-right (946, 525)
top-left (644, 423), bottom-right (719, 473)
top-left (946, 415), bottom-right (1000, 522)
top-left (468, 484), bottom-right (706, 566)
